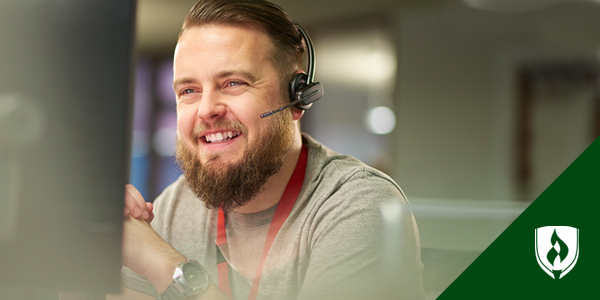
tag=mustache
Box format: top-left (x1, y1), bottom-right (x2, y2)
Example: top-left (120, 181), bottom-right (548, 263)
top-left (191, 119), bottom-right (249, 141)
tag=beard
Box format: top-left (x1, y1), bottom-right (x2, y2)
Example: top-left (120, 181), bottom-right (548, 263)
top-left (175, 109), bottom-right (294, 212)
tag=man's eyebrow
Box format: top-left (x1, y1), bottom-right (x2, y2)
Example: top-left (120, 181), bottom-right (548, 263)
top-left (216, 70), bottom-right (257, 83)
top-left (172, 77), bottom-right (197, 90)
top-left (172, 70), bottom-right (258, 90)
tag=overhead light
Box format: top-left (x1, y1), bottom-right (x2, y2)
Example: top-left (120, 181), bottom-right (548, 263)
top-left (366, 106), bottom-right (396, 135)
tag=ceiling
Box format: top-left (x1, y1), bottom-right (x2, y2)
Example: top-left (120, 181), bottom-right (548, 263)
top-left (134, 0), bottom-right (426, 56)
top-left (134, 0), bottom-right (600, 56)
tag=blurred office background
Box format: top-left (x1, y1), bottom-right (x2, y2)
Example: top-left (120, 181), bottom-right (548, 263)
top-left (130, 0), bottom-right (600, 296)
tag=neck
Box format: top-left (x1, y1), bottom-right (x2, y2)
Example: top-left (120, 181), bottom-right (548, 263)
top-left (231, 130), bottom-right (303, 215)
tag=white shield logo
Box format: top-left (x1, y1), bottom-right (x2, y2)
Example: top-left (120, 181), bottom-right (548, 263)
top-left (535, 226), bottom-right (579, 279)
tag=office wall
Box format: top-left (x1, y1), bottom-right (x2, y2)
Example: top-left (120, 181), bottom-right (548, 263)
top-left (390, 1), bottom-right (600, 250)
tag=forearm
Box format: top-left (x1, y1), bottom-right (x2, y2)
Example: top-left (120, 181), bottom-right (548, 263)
top-left (121, 216), bottom-right (186, 294)
top-left (121, 217), bottom-right (229, 300)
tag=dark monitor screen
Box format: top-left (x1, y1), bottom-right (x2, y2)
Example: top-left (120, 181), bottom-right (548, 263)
top-left (0, 0), bottom-right (135, 294)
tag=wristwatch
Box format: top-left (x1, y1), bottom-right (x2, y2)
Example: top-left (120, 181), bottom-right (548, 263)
top-left (157, 260), bottom-right (210, 300)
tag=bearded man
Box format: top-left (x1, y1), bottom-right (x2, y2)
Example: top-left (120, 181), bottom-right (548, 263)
top-left (95, 0), bottom-right (426, 299)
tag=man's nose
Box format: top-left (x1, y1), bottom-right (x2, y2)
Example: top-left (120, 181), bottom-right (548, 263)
top-left (196, 90), bottom-right (226, 121)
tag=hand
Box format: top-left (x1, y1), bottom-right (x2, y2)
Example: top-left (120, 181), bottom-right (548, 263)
top-left (124, 184), bottom-right (154, 222)
top-left (121, 215), bottom-right (230, 299)
top-left (122, 215), bottom-right (186, 294)
top-left (123, 185), bottom-right (183, 293)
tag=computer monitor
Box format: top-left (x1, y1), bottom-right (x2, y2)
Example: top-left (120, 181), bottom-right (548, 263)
top-left (0, 0), bottom-right (135, 295)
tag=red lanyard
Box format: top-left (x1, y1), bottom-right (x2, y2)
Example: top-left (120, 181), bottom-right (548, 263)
top-left (216, 145), bottom-right (308, 300)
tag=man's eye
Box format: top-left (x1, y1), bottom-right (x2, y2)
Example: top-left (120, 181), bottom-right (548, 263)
top-left (227, 81), bottom-right (243, 87)
top-left (181, 88), bottom-right (195, 95)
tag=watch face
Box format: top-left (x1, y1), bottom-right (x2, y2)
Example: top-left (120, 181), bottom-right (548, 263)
top-left (182, 261), bottom-right (206, 287)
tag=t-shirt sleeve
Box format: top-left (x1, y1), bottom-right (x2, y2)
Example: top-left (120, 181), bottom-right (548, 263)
top-left (297, 169), bottom-right (425, 300)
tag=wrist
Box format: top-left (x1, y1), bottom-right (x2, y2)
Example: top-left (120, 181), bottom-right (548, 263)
top-left (157, 260), bottom-right (210, 300)
top-left (145, 250), bottom-right (188, 294)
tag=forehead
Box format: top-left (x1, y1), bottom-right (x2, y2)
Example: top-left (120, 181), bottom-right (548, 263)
top-left (173, 24), bottom-right (275, 77)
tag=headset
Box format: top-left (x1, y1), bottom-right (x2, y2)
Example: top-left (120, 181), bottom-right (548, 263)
top-left (260, 23), bottom-right (324, 118)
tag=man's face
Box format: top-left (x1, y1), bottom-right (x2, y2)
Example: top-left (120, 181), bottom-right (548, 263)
top-left (173, 24), bottom-right (294, 209)
top-left (174, 24), bottom-right (286, 168)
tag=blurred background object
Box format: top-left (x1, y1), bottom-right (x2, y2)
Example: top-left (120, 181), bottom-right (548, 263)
top-left (1, 0), bottom-right (136, 298)
top-left (134, 0), bottom-right (600, 297)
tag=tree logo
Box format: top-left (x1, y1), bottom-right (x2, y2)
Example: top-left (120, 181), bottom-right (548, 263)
top-left (535, 226), bottom-right (579, 279)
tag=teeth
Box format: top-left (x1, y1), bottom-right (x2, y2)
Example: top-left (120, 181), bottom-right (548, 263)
top-left (204, 131), bottom-right (241, 143)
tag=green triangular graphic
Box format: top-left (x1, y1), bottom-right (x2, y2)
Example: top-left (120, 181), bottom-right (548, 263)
top-left (437, 137), bottom-right (600, 299)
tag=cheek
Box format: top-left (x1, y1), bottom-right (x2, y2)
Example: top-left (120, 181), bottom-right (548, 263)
top-left (176, 108), bottom-right (196, 138)
top-left (177, 103), bottom-right (195, 122)
top-left (229, 100), bottom-right (260, 119)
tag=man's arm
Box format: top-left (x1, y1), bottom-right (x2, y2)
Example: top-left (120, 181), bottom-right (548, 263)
top-left (61, 185), bottom-right (228, 300)
top-left (59, 215), bottom-right (229, 300)
top-left (120, 186), bottom-right (230, 300)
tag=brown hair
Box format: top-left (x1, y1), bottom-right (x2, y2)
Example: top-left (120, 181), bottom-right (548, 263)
top-left (180, 0), bottom-right (305, 97)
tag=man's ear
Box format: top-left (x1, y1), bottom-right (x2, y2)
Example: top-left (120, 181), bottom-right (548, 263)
top-left (291, 106), bottom-right (304, 120)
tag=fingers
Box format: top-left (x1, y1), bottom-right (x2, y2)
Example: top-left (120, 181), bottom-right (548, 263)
top-left (145, 202), bottom-right (154, 222)
top-left (124, 184), bottom-right (144, 218)
top-left (124, 184), bottom-right (154, 221)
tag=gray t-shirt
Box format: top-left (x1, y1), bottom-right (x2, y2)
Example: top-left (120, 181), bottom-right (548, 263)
top-left (121, 135), bottom-right (425, 300)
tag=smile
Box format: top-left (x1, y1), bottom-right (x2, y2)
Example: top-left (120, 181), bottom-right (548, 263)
top-left (204, 131), bottom-right (242, 143)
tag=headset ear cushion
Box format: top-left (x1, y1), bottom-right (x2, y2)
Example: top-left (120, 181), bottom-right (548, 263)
top-left (289, 73), bottom-right (308, 102)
